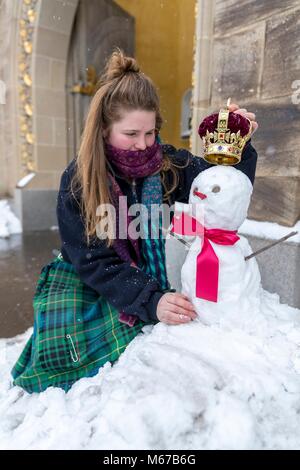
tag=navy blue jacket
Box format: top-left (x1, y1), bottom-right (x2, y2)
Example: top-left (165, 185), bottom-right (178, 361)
top-left (56, 142), bottom-right (257, 323)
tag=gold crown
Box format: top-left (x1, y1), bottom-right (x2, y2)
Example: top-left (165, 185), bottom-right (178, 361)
top-left (202, 99), bottom-right (252, 165)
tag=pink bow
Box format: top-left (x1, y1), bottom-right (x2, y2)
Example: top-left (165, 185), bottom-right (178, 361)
top-left (171, 212), bottom-right (240, 302)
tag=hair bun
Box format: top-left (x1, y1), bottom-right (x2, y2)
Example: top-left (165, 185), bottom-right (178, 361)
top-left (103, 48), bottom-right (140, 81)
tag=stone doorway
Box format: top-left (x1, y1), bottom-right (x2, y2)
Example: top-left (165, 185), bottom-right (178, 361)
top-left (13, 0), bottom-right (134, 231)
top-left (66, 0), bottom-right (134, 162)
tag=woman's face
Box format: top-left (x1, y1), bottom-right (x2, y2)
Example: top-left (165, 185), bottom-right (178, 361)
top-left (105, 109), bottom-right (156, 150)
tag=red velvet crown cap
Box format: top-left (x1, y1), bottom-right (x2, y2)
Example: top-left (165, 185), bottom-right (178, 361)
top-left (198, 111), bottom-right (251, 138)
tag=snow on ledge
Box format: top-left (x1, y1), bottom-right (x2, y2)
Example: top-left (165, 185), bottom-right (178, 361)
top-left (239, 218), bottom-right (300, 244)
top-left (16, 172), bottom-right (35, 188)
top-left (0, 199), bottom-right (22, 238)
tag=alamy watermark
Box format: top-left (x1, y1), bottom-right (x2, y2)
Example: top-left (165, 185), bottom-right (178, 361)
top-left (95, 199), bottom-right (204, 243)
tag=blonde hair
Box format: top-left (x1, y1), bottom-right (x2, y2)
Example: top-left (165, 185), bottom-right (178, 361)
top-left (71, 48), bottom-right (187, 247)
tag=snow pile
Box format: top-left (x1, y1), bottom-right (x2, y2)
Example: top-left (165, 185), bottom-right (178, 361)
top-left (0, 200), bottom-right (22, 238)
top-left (0, 167), bottom-right (299, 450)
top-left (0, 290), bottom-right (300, 450)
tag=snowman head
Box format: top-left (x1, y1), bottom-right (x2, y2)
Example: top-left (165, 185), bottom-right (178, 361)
top-left (189, 166), bottom-right (253, 230)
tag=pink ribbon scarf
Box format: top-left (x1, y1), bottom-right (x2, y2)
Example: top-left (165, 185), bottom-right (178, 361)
top-left (171, 212), bottom-right (240, 302)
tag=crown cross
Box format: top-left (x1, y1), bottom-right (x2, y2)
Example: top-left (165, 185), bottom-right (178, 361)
top-left (202, 100), bottom-right (252, 165)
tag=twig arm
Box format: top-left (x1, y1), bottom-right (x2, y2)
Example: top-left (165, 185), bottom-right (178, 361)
top-left (244, 231), bottom-right (298, 261)
top-left (163, 228), bottom-right (192, 248)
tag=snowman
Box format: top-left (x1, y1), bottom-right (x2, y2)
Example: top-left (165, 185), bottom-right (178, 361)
top-left (175, 165), bottom-right (262, 327)
top-left (171, 103), bottom-right (284, 331)
top-left (170, 103), bottom-right (298, 336)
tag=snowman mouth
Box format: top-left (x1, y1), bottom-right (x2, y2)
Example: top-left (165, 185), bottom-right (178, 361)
top-left (193, 189), bottom-right (207, 200)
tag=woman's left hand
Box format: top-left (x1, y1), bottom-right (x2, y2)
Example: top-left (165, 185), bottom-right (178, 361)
top-left (228, 102), bottom-right (258, 136)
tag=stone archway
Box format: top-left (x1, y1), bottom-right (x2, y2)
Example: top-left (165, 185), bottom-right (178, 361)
top-left (66, 0), bottom-right (134, 161)
top-left (12, 0), bottom-right (80, 230)
top-left (12, 0), bottom-right (134, 231)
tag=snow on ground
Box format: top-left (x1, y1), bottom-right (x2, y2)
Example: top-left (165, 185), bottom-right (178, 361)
top-left (0, 288), bottom-right (300, 450)
top-left (0, 199), bottom-right (22, 238)
top-left (1, 177), bottom-right (299, 449)
top-left (240, 218), bottom-right (300, 244)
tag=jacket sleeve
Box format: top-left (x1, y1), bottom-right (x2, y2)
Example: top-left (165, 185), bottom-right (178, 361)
top-left (56, 163), bottom-right (164, 323)
top-left (170, 140), bottom-right (258, 204)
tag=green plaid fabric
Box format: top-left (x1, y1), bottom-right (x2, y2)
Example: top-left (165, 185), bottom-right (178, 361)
top-left (11, 256), bottom-right (151, 393)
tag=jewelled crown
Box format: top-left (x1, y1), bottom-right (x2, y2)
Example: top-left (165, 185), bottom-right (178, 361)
top-left (198, 99), bottom-right (252, 165)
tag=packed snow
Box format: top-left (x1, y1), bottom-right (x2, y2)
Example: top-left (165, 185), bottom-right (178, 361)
top-left (0, 167), bottom-right (299, 450)
top-left (1, 291), bottom-right (300, 450)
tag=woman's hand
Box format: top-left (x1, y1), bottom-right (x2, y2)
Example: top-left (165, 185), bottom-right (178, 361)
top-left (229, 102), bottom-right (258, 136)
top-left (156, 292), bottom-right (197, 325)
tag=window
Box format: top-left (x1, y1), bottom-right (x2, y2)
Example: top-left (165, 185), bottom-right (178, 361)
top-left (180, 88), bottom-right (192, 139)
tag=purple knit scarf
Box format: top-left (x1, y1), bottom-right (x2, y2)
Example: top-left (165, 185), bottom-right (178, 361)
top-left (104, 141), bottom-right (163, 327)
top-left (104, 141), bottom-right (163, 178)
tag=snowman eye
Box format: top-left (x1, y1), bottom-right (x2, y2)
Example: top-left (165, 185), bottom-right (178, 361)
top-left (211, 185), bottom-right (221, 193)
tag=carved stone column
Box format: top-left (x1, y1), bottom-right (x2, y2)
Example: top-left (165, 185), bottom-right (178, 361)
top-left (191, 0), bottom-right (300, 227)
top-left (0, 0), bottom-right (20, 197)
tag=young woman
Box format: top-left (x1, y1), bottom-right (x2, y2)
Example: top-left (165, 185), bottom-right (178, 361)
top-left (11, 50), bottom-right (258, 393)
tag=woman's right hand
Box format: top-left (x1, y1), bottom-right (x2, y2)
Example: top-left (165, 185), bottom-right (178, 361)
top-left (156, 292), bottom-right (197, 325)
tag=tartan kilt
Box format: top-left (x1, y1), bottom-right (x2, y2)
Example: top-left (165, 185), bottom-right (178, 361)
top-left (11, 256), bottom-right (151, 393)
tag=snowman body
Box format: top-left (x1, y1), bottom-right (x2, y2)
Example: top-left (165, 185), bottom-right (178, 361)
top-left (179, 166), bottom-right (262, 326)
